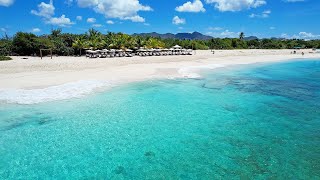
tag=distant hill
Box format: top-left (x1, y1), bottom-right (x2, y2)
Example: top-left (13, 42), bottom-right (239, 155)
top-left (133, 32), bottom-right (262, 41)
top-left (132, 32), bottom-right (213, 40)
top-left (132, 32), bottom-right (175, 39)
top-left (175, 32), bottom-right (213, 40)
top-left (270, 37), bottom-right (286, 40)
top-left (244, 36), bottom-right (259, 41)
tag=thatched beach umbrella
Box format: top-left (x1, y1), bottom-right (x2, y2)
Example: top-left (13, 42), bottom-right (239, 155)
top-left (125, 49), bottom-right (133, 57)
top-left (173, 45), bottom-right (182, 49)
top-left (85, 50), bottom-right (99, 58)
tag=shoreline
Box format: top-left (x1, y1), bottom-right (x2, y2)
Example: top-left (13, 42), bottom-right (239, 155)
top-left (0, 49), bottom-right (319, 104)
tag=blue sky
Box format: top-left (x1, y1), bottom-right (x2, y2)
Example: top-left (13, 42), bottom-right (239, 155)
top-left (0, 0), bottom-right (319, 39)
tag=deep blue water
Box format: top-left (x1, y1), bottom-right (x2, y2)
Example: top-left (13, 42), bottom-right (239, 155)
top-left (0, 60), bottom-right (320, 179)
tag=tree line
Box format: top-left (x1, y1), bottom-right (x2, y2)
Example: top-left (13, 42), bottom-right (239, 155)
top-left (0, 28), bottom-right (319, 56)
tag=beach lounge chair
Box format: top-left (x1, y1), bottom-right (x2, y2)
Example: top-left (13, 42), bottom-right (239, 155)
top-left (125, 49), bottom-right (133, 57)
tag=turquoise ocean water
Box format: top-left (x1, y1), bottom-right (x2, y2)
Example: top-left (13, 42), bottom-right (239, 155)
top-left (0, 60), bottom-right (320, 179)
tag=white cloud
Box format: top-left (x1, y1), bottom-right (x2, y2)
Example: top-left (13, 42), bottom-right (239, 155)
top-left (296, 32), bottom-right (320, 39)
top-left (284, 0), bottom-right (304, 2)
top-left (92, 24), bottom-right (102, 27)
top-left (175, 0), bottom-right (206, 13)
top-left (87, 18), bottom-right (96, 23)
top-left (76, 16), bottom-right (82, 21)
top-left (220, 30), bottom-right (239, 37)
top-left (205, 0), bottom-right (266, 12)
top-left (172, 16), bottom-right (186, 25)
top-left (76, 0), bottom-right (152, 23)
top-left (143, 23), bottom-right (150, 26)
top-left (208, 26), bottom-right (223, 31)
top-left (65, 0), bottom-right (73, 5)
top-left (31, 28), bottom-right (41, 33)
top-left (0, 0), bottom-right (14, 6)
top-left (0, 28), bottom-right (7, 32)
top-left (123, 15), bottom-right (145, 22)
top-left (31, 1), bottom-right (74, 27)
top-left (281, 32), bottom-right (320, 40)
top-left (106, 20), bottom-right (114, 24)
top-left (269, 26), bottom-right (275, 30)
top-left (31, 0), bottom-right (55, 18)
top-left (206, 29), bottom-right (239, 38)
top-left (46, 15), bottom-right (75, 27)
top-left (249, 10), bottom-right (271, 18)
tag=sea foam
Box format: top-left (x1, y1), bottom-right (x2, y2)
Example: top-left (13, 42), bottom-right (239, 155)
top-left (0, 80), bottom-right (110, 104)
top-left (178, 64), bottom-right (226, 78)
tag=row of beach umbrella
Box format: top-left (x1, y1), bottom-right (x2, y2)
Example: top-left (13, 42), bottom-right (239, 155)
top-left (85, 45), bottom-right (193, 58)
top-left (136, 48), bottom-right (193, 56)
top-left (86, 49), bottom-right (132, 58)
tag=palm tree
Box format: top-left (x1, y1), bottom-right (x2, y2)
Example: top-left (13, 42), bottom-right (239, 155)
top-left (239, 32), bottom-right (245, 40)
top-left (88, 36), bottom-right (106, 50)
top-left (105, 32), bottom-right (115, 46)
top-left (88, 28), bottom-right (101, 40)
top-left (119, 33), bottom-right (135, 49)
top-left (145, 38), bottom-right (165, 49)
top-left (72, 37), bottom-right (86, 56)
top-left (136, 37), bottom-right (146, 48)
top-left (85, 29), bottom-right (107, 50)
top-left (51, 28), bottom-right (62, 38)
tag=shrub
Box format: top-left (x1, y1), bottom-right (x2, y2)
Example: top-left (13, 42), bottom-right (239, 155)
top-left (12, 32), bottom-right (38, 56)
top-left (0, 39), bottom-right (12, 56)
top-left (0, 56), bottom-right (12, 61)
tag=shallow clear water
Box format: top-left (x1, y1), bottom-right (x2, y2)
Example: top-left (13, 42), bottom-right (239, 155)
top-left (1, 60), bottom-right (320, 179)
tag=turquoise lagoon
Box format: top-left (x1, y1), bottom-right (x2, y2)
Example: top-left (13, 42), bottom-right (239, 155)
top-left (0, 60), bottom-right (320, 179)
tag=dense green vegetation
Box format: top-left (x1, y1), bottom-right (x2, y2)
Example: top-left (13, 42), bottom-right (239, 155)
top-left (0, 56), bottom-right (12, 61)
top-left (0, 29), bottom-right (319, 56)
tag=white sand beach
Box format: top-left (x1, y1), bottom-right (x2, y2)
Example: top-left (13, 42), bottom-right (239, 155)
top-left (1, 49), bottom-right (319, 88)
top-left (0, 49), bottom-right (319, 104)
